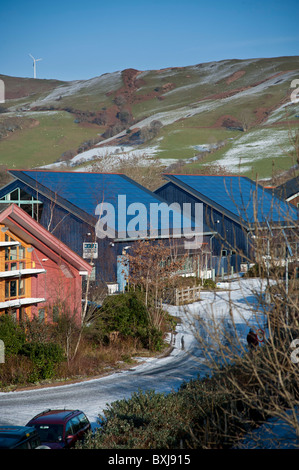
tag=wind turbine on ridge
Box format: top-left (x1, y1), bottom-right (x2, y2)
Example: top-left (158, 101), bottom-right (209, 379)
top-left (29, 54), bottom-right (42, 79)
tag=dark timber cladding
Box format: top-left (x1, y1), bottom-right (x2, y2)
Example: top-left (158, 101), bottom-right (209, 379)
top-left (0, 170), bottom-right (212, 284)
top-left (154, 174), bottom-right (298, 273)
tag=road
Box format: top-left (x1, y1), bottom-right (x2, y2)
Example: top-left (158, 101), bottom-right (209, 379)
top-left (0, 278), bottom-right (264, 429)
top-left (0, 307), bottom-right (207, 429)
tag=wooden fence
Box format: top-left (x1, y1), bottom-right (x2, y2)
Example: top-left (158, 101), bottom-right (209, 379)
top-left (163, 285), bottom-right (201, 305)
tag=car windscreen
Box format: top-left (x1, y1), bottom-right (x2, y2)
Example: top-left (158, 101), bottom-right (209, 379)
top-left (34, 424), bottom-right (64, 443)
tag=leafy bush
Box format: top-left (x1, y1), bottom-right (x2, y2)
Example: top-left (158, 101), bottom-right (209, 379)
top-left (0, 315), bottom-right (26, 356)
top-left (78, 377), bottom-right (243, 449)
top-left (94, 292), bottom-right (162, 350)
top-left (78, 389), bottom-right (188, 449)
top-left (202, 279), bottom-right (216, 289)
top-left (244, 263), bottom-right (267, 278)
top-left (19, 342), bottom-right (64, 381)
top-left (78, 364), bottom-right (276, 449)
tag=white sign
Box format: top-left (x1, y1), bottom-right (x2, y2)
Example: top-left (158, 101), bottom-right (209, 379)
top-left (83, 242), bottom-right (98, 259)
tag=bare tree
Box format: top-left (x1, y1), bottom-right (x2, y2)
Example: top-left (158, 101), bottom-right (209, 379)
top-left (182, 188), bottom-right (299, 448)
top-left (126, 239), bottom-right (187, 329)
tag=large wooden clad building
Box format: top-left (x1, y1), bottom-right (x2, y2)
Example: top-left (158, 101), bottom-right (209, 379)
top-left (0, 170), bottom-right (213, 288)
top-left (155, 174), bottom-right (298, 274)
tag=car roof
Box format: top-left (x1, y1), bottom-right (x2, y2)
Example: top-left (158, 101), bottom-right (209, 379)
top-left (0, 426), bottom-right (38, 448)
top-left (28, 409), bottom-right (82, 424)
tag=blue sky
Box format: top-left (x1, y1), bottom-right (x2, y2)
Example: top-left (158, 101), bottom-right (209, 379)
top-left (1, 0), bottom-right (298, 81)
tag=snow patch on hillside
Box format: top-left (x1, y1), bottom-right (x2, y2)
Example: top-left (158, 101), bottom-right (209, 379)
top-left (264, 101), bottom-right (299, 124)
top-left (191, 58), bottom-right (258, 84)
top-left (29, 71), bottom-right (122, 106)
top-left (208, 128), bottom-right (294, 173)
top-left (40, 144), bottom-right (162, 172)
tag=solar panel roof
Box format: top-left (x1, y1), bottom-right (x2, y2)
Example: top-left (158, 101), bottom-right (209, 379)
top-left (8, 170), bottom-right (210, 238)
top-left (17, 170), bottom-right (160, 216)
top-left (163, 174), bottom-right (298, 225)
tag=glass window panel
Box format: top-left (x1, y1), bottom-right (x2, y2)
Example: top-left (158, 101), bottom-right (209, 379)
top-left (65, 421), bottom-right (73, 436)
top-left (38, 308), bottom-right (45, 320)
top-left (19, 246), bottom-right (25, 259)
top-left (10, 246), bottom-right (17, 260)
top-left (19, 279), bottom-right (25, 296)
top-left (70, 416), bottom-right (81, 434)
top-left (10, 280), bottom-right (17, 297)
top-left (5, 281), bottom-right (9, 298)
top-left (20, 204), bottom-right (33, 217)
top-left (78, 413), bottom-right (89, 427)
top-left (20, 189), bottom-right (32, 201)
top-left (10, 262), bottom-right (17, 271)
top-left (9, 189), bottom-right (19, 201)
top-left (33, 203), bottom-right (43, 221)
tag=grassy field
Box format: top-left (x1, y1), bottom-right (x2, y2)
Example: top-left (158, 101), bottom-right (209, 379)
top-left (0, 111), bottom-right (104, 168)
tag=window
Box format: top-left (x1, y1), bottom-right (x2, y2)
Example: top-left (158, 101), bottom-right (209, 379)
top-left (69, 416), bottom-right (81, 434)
top-left (38, 308), bottom-right (45, 320)
top-left (78, 413), bottom-right (89, 427)
top-left (0, 187), bottom-right (43, 220)
top-left (35, 424), bottom-right (63, 443)
top-left (19, 279), bottom-right (25, 296)
top-left (65, 421), bottom-right (73, 437)
top-left (19, 308), bottom-right (26, 321)
top-left (7, 310), bottom-right (17, 320)
top-left (5, 279), bottom-right (26, 300)
top-left (5, 238), bottom-right (26, 271)
top-left (4, 235), bottom-right (27, 300)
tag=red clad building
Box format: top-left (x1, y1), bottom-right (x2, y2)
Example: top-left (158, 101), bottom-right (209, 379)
top-left (0, 204), bottom-right (92, 323)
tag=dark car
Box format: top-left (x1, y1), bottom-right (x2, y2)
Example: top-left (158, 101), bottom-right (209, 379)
top-left (0, 426), bottom-right (42, 449)
top-left (26, 409), bottom-right (91, 449)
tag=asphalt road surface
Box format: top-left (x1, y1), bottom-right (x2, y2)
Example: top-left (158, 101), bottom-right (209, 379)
top-left (0, 308), bottom-right (206, 429)
top-left (0, 279), bottom-right (263, 430)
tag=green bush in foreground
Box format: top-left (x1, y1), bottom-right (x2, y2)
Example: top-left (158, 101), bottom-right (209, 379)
top-left (93, 292), bottom-right (163, 351)
top-left (78, 341), bottom-right (299, 449)
top-left (77, 372), bottom-right (252, 449)
top-left (0, 314), bottom-right (26, 356)
top-left (19, 342), bottom-right (65, 382)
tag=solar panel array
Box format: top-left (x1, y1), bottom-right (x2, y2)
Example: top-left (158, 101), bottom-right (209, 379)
top-left (10, 171), bottom-right (201, 237)
top-left (166, 174), bottom-right (298, 225)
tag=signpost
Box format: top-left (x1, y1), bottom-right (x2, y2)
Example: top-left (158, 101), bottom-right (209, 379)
top-left (83, 242), bottom-right (98, 259)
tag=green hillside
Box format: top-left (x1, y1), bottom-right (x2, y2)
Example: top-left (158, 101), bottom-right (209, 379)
top-left (0, 56), bottom-right (298, 181)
